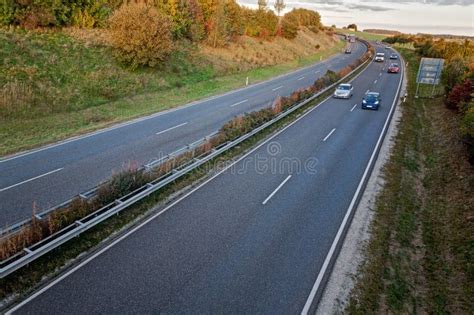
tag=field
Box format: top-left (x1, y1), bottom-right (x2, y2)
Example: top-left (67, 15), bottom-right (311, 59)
top-left (337, 28), bottom-right (388, 42)
top-left (0, 27), bottom-right (343, 156)
top-left (347, 48), bottom-right (473, 313)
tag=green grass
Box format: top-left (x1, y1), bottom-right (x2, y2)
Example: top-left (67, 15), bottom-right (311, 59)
top-left (0, 28), bottom-right (344, 156)
top-left (347, 48), bottom-right (473, 314)
top-left (337, 28), bottom-right (387, 42)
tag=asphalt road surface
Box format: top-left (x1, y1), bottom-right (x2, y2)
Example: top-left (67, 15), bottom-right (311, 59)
top-left (9, 44), bottom-right (403, 314)
top-left (0, 40), bottom-right (367, 227)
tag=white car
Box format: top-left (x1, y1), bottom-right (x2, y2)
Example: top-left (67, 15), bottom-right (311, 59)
top-left (375, 53), bottom-right (385, 62)
top-left (333, 83), bottom-right (354, 99)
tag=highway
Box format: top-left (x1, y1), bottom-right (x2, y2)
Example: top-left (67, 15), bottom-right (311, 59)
top-left (0, 40), bottom-right (367, 227)
top-left (8, 44), bottom-right (403, 313)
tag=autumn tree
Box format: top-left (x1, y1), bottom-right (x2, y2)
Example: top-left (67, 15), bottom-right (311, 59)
top-left (155, 0), bottom-right (205, 40)
top-left (242, 7), bottom-right (278, 38)
top-left (347, 23), bottom-right (357, 31)
top-left (282, 8), bottom-right (321, 33)
top-left (442, 57), bottom-right (468, 94)
top-left (108, 2), bottom-right (174, 68)
top-left (257, 0), bottom-right (267, 10)
top-left (274, 0), bottom-right (285, 16)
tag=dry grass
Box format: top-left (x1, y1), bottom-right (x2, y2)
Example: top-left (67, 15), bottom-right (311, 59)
top-left (200, 28), bottom-right (339, 74)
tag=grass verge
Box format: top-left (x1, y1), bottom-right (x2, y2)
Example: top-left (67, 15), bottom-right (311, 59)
top-left (347, 48), bottom-right (473, 314)
top-left (0, 57), bottom-right (371, 310)
top-left (0, 28), bottom-right (344, 156)
top-left (337, 29), bottom-right (387, 42)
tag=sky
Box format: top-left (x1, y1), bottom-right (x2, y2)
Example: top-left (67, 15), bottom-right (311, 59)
top-left (237, 0), bottom-right (474, 36)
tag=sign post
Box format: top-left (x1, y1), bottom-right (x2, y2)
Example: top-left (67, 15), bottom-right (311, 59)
top-left (415, 58), bottom-right (444, 98)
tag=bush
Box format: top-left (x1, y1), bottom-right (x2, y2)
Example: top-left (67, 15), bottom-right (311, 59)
top-left (282, 8), bottom-right (321, 32)
top-left (242, 7), bottom-right (278, 39)
top-left (0, 0), bottom-right (119, 28)
top-left (445, 79), bottom-right (473, 111)
top-left (281, 14), bottom-right (298, 39)
top-left (314, 70), bottom-right (341, 91)
top-left (0, 0), bottom-right (16, 25)
top-left (108, 2), bottom-right (174, 68)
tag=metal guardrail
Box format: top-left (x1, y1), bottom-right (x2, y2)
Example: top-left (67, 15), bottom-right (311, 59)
top-left (0, 132), bottom-right (219, 238)
top-left (0, 47), bottom-right (372, 279)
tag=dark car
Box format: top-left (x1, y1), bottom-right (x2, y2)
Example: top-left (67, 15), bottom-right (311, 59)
top-left (362, 92), bottom-right (381, 110)
top-left (390, 54), bottom-right (398, 59)
top-left (388, 63), bottom-right (400, 73)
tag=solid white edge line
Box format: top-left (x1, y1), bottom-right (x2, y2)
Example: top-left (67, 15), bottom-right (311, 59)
top-left (230, 99), bottom-right (249, 107)
top-left (272, 86), bottom-right (284, 91)
top-left (350, 104), bottom-right (358, 112)
top-left (7, 49), bottom-right (373, 314)
top-left (0, 168), bottom-right (64, 193)
top-left (262, 175), bottom-right (292, 205)
top-left (301, 53), bottom-right (404, 315)
top-left (323, 128), bottom-right (336, 142)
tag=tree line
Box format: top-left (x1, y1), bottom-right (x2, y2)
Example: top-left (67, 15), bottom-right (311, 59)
top-left (1, 1), bottom-right (323, 66)
top-left (0, 0), bottom-right (321, 41)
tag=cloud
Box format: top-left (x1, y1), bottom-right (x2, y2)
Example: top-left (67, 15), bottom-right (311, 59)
top-left (238, 0), bottom-right (393, 12)
top-left (347, 3), bottom-right (393, 11)
top-left (360, 0), bottom-right (473, 5)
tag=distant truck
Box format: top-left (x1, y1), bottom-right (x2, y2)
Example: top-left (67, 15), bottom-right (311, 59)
top-left (349, 34), bottom-right (356, 43)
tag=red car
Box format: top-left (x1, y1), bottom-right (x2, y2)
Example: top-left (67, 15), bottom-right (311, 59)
top-left (388, 63), bottom-right (400, 73)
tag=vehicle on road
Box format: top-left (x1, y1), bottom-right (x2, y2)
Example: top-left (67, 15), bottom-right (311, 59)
top-left (333, 83), bottom-right (354, 99)
top-left (388, 63), bottom-right (400, 73)
top-left (349, 34), bottom-right (356, 43)
top-left (345, 48), bottom-right (352, 54)
top-left (374, 53), bottom-right (385, 62)
top-left (385, 45), bottom-right (391, 50)
top-left (362, 92), bottom-right (381, 110)
top-left (390, 54), bottom-right (398, 59)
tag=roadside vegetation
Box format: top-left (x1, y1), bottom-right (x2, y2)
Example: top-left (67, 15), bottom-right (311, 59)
top-left (347, 39), bottom-right (473, 313)
top-left (0, 0), bottom-right (343, 156)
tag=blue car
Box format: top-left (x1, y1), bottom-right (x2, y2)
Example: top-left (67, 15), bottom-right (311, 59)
top-left (362, 92), bottom-right (381, 110)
